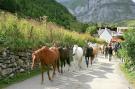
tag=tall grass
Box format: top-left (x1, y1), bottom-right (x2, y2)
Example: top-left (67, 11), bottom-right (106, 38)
top-left (120, 64), bottom-right (135, 88)
top-left (0, 11), bottom-right (104, 50)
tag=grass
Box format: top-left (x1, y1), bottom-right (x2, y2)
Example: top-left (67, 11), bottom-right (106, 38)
top-left (0, 68), bottom-right (40, 89)
top-left (120, 64), bottom-right (135, 88)
top-left (0, 12), bottom-right (104, 51)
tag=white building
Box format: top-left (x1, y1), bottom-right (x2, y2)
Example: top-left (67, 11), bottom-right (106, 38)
top-left (117, 27), bottom-right (128, 33)
top-left (117, 27), bottom-right (134, 36)
top-left (117, 27), bottom-right (128, 36)
top-left (98, 28), bottom-right (112, 43)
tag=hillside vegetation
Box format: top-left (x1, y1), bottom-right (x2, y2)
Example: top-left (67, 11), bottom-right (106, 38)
top-left (0, 0), bottom-right (86, 31)
top-left (118, 29), bottom-right (135, 87)
top-left (0, 11), bottom-right (104, 50)
top-left (117, 19), bottom-right (135, 27)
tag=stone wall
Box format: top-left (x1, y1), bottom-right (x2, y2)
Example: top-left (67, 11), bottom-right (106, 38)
top-left (0, 48), bottom-right (32, 80)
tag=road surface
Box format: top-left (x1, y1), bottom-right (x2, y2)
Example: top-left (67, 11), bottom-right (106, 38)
top-left (5, 54), bottom-right (132, 89)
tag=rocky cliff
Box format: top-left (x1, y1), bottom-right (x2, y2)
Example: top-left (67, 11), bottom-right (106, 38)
top-left (57, 0), bottom-right (135, 23)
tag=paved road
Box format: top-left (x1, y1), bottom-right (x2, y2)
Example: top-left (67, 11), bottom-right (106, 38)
top-left (5, 54), bottom-right (132, 89)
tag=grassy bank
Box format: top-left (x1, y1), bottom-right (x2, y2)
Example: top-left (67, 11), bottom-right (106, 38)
top-left (0, 68), bottom-right (40, 89)
top-left (0, 11), bottom-right (104, 51)
top-left (120, 64), bottom-right (135, 88)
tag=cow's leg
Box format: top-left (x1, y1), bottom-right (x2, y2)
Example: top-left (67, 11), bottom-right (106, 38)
top-left (61, 60), bottom-right (63, 73)
top-left (90, 56), bottom-right (93, 66)
top-left (72, 57), bottom-right (77, 71)
top-left (47, 69), bottom-right (52, 81)
top-left (66, 58), bottom-right (70, 71)
top-left (46, 65), bottom-right (52, 81)
top-left (41, 65), bottom-right (44, 84)
top-left (85, 57), bottom-right (89, 68)
top-left (56, 59), bottom-right (60, 73)
top-left (52, 64), bottom-right (56, 78)
top-left (87, 57), bottom-right (90, 68)
top-left (78, 57), bottom-right (82, 69)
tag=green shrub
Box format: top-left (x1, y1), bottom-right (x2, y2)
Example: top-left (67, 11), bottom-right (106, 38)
top-left (119, 29), bottom-right (135, 70)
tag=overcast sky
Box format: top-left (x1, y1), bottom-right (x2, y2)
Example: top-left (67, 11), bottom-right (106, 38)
top-left (132, 0), bottom-right (135, 2)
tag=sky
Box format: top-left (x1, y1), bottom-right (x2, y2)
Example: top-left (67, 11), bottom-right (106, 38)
top-left (132, 0), bottom-right (135, 2)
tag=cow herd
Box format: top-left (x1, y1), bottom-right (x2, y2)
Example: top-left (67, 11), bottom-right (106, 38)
top-left (31, 43), bottom-right (99, 84)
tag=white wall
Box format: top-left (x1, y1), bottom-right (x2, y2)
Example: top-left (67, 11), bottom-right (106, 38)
top-left (99, 29), bottom-right (112, 43)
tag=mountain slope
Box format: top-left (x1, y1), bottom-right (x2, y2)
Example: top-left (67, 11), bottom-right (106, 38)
top-left (57, 0), bottom-right (135, 23)
top-left (0, 0), bottom-right (76, 29)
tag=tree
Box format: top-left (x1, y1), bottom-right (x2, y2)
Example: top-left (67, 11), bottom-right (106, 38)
top-left (86, 25), bottom-right (97, 35)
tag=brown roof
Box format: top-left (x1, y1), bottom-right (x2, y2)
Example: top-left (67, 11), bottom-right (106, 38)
top-left (111, 37), bottom-right (124, 42)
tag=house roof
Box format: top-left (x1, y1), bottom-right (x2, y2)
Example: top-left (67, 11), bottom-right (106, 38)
top-left (98, 28), bottom-right (112, 36)
top-left (111, 37), bottom-right (124, 42)
top-left (98, 29), bottom-right (104, 35)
